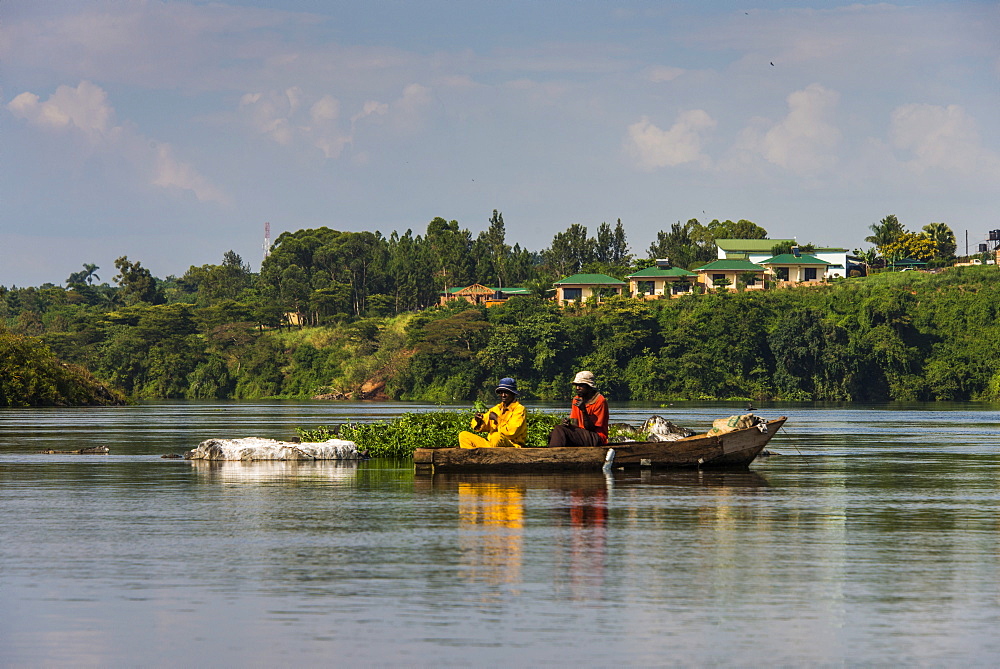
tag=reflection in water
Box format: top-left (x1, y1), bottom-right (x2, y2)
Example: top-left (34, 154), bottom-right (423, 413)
top-left (189, 460), bottom-right (360, 483)
top-left (436, 472), bottom-right (616, 600)
top-left (457, 482), bottom-right (525, 593)
top-left (624, 468), bottom-right (770, 489)
top-left (558, 487), bottom-right (608, 596)
top-left (5, 403), bottom-right (1000, 665)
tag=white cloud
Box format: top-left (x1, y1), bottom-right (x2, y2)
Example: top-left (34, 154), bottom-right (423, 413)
top-left (397, 83), bottom-right (432, 114)
top-left (729, 84), bottom-right (840, 174)
top-left (7, 81), bottom-right (114, 137)
top-left (310, 95), bottom-right (339, 123)
top-left (351, 100), bottom-right (389, 124)
top-left (7, 81), bottom-right (226, 203)
top-left (239, 82), bottom-right (432, 157)
top-left (646, 66), bottom-right (685, 83)
top-left (889, 103), bottom-right (1000, 180)
top-left (241, 87), bottom-right (348, 156)
top-left (152, 144), bottom-right (228, 204)
top-left (0, 3), bottom-right (322, 91)
top-left (239, 87), bottom-right (301, 145)
top-left (625, 110), bottom-right (716, 170)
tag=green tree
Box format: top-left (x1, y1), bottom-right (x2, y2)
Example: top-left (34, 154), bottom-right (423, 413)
top-left (922, 222), bottom-right (956, 260)
top-left (66, 263), bottom-right (100, 287)
top-left (425, 217), bottom-right (473, 292)
top-left (472, 210), bottom-right (512, 287)
top-left (647, 219), bottom-right (715, 269)
top-left (0, 327), bottom-right (122, 406)
top-left (388, 229), bottom-right (435, 312)
top-left (279, 265), bottom-right (311, 325)
top-left (595, 219), bottom-right (631, 266)
top-left (882, 232), bottom-right (937, 263)
top-left (113, 256), bottom-right (163, 305)
top-left (708, 219), bottom-right (768, 240)
top-left (544, 223), bottom-right (595, 278)
top-left (865, 214), bottom-right (906, 250)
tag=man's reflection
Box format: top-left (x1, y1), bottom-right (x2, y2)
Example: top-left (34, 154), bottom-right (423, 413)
top-left (555, 487), bottom-right (608, 596)
top-left (457, 482), bottom-right (525, 591)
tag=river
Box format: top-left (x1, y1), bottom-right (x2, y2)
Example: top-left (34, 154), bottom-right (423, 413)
top-left (1, 401), bottom-right (999, 666)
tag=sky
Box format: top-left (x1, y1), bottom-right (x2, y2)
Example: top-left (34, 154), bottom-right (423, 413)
top-left (2, 0), bottom-right (999, 287)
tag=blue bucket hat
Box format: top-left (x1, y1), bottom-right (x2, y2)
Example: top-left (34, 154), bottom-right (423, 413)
top-left (496, 377), bottom-right (519, 395)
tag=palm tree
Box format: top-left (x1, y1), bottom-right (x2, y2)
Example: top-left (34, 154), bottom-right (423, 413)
top-left (865, 215), bottom-right (905, 249)
top-left (66, 263), bottom-right (101, 287)
top-left (922, 222), bottom-right (956, 259)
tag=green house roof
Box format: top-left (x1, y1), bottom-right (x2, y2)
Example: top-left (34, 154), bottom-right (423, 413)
top-left (626, 266), bottom-right (697, 278)
top-left (694, 259), bottom-right (766, 272)
top-left (715, 239), bottom-right (795, 253)
top-left (759, 253), bottom-right (832, 265)
top-left (554, 273), bottom-right (626, 285)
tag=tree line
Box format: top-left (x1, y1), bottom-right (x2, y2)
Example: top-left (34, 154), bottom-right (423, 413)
top-left (1, 211), bottom-right (981, 405)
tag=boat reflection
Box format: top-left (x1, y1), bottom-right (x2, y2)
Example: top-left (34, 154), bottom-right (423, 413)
top-left (188, 460), bottom-right (360, 483)
top-left (420, 469), bottom-right (769, 599)
top-left (418, 468), bottom-right (769, 491)
top-left (613, 468), bottom-right (770, 489)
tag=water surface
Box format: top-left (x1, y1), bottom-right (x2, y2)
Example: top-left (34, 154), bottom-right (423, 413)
top-left (2, 401), bottom-right (999, 666)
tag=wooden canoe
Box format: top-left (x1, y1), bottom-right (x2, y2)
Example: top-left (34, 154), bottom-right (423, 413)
top-left (414, 416), bottom-right (787, 474)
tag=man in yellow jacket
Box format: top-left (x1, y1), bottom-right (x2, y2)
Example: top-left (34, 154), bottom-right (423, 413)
top-left (458, 377), bottom-right (527, 448)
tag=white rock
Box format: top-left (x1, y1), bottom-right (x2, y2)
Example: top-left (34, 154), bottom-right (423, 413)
top-left (185, 437), bottom-right (361, 461)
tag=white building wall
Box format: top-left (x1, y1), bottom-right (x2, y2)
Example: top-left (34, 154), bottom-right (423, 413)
top-left (813, 251), bottom-right (849, 278)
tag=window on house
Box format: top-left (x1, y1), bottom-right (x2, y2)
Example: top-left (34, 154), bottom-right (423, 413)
top-left (805, 267), bottom-right (817, 281)
top-left (637, 281), bottom-right (655, 295)
top-left (562, 287), bottom-right (582, 301)
top-left (776, 267), bottom-right (789, 281)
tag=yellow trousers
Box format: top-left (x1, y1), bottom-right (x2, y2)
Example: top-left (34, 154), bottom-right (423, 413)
top-left (458, 431), bottom-right (522, 449)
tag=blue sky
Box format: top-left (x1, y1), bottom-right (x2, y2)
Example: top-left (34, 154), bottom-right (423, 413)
top-left (3, 0), bottom-right (998, 287)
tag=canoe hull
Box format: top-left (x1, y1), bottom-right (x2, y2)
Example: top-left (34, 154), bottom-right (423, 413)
top-left (414, 417), bottom-right (786, 474)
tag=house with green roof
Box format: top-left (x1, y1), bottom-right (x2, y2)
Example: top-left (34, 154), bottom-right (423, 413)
top-left (889, 258), bottom-right (927, 271)
top-left (759, 253), bottom-right (832, 285)
top-left (440, 284), bottom-right (531, 307)
top-left (716, 238), bottom-right (857, 278)
top-left (715, 238), bottom-right (796, 262)
top-left (626, 263), bottom-right (697, 299)
top-left (693, 259), bottom-right (767, 292)
top-left (553, 273), bottom-right (626, 306)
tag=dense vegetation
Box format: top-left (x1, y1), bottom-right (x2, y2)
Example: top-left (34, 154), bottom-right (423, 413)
top-left (3, 214), bottom-right (994, 405)
top-left (298, 411), bottom-right (566, 457)
top-left (0, 329), bottom-right (124, 406)
top-left (3, 264), bottom-right (999, 404)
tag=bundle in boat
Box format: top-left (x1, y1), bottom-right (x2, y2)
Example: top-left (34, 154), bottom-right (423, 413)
top-left (185, 437), bottom-right (361, 461)
top-left (709, 414), bottom-right (767, 435)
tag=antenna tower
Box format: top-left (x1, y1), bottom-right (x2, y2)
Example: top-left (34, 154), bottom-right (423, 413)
top-left (263, 222), bottom-right (271, 262)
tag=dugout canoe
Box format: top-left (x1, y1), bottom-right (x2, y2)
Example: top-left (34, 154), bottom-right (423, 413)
top-left (413, 416), bottom-right (787, 474)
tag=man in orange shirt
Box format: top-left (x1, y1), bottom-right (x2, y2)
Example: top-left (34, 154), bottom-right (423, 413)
top-left (547, 371), bottom-right (608, 447)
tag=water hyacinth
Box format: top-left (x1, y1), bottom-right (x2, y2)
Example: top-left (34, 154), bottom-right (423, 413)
top-left (298, 410), bottom-right (565, 458)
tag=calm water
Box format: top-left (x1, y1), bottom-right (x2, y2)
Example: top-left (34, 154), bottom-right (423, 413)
top-left (2, 401), bottom-right (1000, 666)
